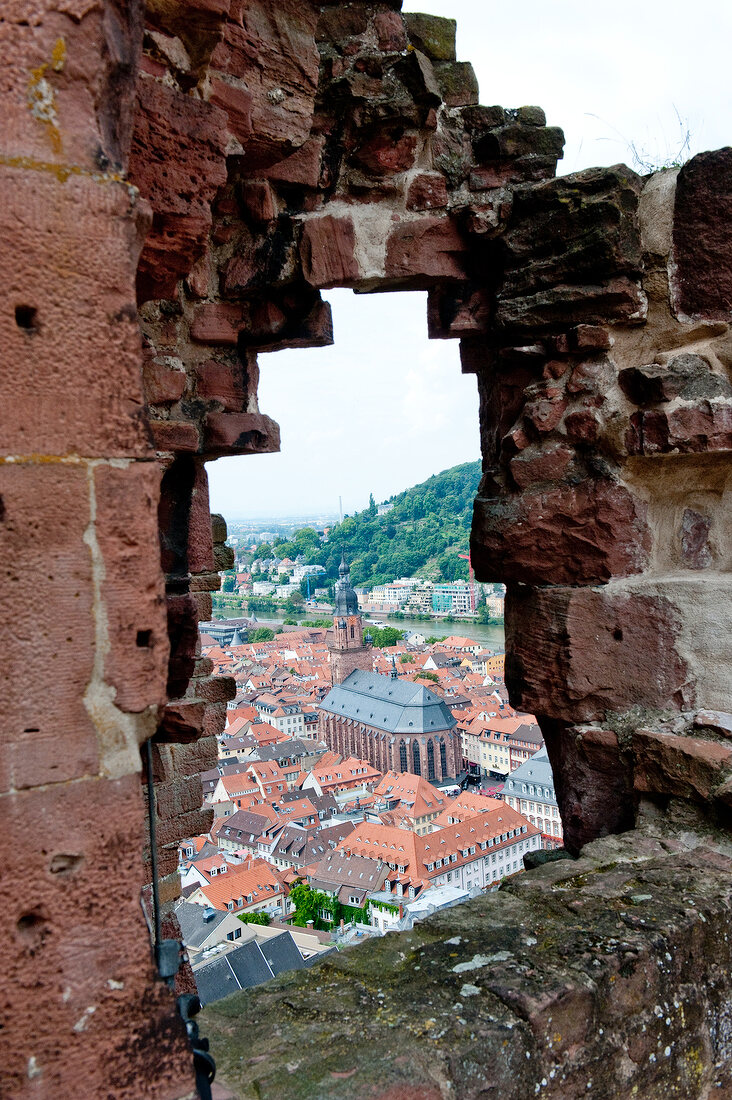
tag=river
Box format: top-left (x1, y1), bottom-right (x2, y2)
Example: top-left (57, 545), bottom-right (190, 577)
top-left (366, 612), bottom-right (505, 650)
top-left (215, 604), bottom-right (505, 651)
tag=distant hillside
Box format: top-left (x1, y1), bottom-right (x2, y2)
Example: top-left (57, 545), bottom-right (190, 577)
top-left (262, 461), bottom-right (481, 590)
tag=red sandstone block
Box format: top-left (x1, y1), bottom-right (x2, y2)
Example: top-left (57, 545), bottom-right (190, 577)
top-left (166, 593), bottom-right (199, 700)
top-left (510, 442), bottom-right (575, 490)
top-left (167, 736), bottom-right (219, 780)
top-left (209, 75), bottom-right (253, 143)
top-left (671, 149), bottom-right (732, 321)
top-left (208, 4), bottom-right (319, 169)
top-left (407, 172), bottom-right (449, 211)
top-left (239, 180), bottom-right (276, 223)
top-left (251, 297), bottom-right (334, 352)
top-left (385, 216), bottom-right (467, 283)
top-left (156, 806), bottom-right (214, 848)
top-left (505, 583), bottom-right (690, 723)
top-left (94, 464), bottom-right (168, 713)
top-left (3, 775), bottom-right (190, 1097)
top-left (473, 479), bottom-right (650, 587)
top-left (150, 419), bottom-right (200, 453)
top-left (564, 408), bottom-right (601, 444)
top-left (0, 464), bottom-right (100, 790)
top-left (211, 513), bottom-right (228, 543)
top-left (143, 358), bottom-right (187, 404)
top-left (522, 386), bottom-right (567, 435)
top-left (263, 136), bottom-right (325, 188)
top-left (203, 701), bottom-right (229, 738)
top-left (190, 302), bottom-right (250, 345)
top-left (633, 728), bottom-right (732, 802)
top-left (373, 10), bottom-right (408, 51)
top-left (191, 590), bottom-right (213, 621)
top-left (154, 773), bottom-right (206, 820)
top-left (129, 78), bottom-right (228, 302)
top-left (187, 461), bottom-right (215, 574)
top-left (158, 700), bottom-right (206, 743)
top-left (196, 358), bottom-right (246, 411)
top-left (203, 411), bottom-right (280, 456)
top-left (189, 571), bottom-right (222, 592)
top-left (196, 675), bottom-right (237, 703)
top-left (1, 169), bottom-right (153, 458)
top-left (427, 285), bottom-right (491, 338)
top-left (157, 844), bottom-right (182, 879)
top-left (628, 403), bottom-right (732, 456)
top-left (354, 130), bottom-right (418, 176)
top-left (301, 215), bottom-right (360, 288)
top-left (542, 723), bottom-right (634, 853)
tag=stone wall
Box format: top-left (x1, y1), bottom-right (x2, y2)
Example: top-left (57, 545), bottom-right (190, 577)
top-left (2, 0), bottom-right (731, 1096)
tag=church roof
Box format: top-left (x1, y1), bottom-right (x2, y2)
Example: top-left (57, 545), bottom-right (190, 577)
top-left (319, 670), bottom-right (457, 736)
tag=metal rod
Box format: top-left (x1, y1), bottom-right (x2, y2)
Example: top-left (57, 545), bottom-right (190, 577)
top-left (145, 737), bottom-right (162, 950)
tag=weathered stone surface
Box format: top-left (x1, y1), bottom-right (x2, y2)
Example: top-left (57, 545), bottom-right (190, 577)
top-left (681, 508), bottom-right (713, 569)
top-left (542, 722), bottom-right (636, 854)
top-left (2, 170), bottom-right (153, 458)
top-left (500, 165), bottom-right (642, 297)
top-left (209, 1), bottom-right (320, 168)
top-left (496, 276), bottom-right (648, 330)
top-left (94, 464), bottom-right (168, 715)
top-left (627, 401), bottom-right (732, 455)
top-left (196, 358), bottom-right (246, 410)
top-left (427, 284), bottom-right (492, 338)
top-left (404, 13), bottom-right (456, 60)
top-left (354, 128), bottom-right (418, 176)
top-left (509, 441), bottom-right (575, 489)
top-left (671, 148), bottom-right (732, 320)
top-left (262, 135), bottom-right (324, 187)
top-left (406, 171), bottom-right (449, 211)
top-left (300, 214), bottom-right (359, 287)
top-left (694, 711), bottom-right (732, 738)
top-left (143, 356), bottom-right (188, 405)
top-left (505, 583), bottom-right (689, 722)
top-left (473, 479), bottom-right (651, 585)
top-left (129, 77), bottom-right (228, 301)
top-left (209, 75), bottom-right (253, 143)
top-left (203, 411), bottom-right (280, 456)
top-left (385, 216), bottom-right (467, 284)
top-left (190, 302), bottom-right (250, 345)
top-left (619, 354), bottom-right (732, 405)
top-left (3, 776), bottom-right (191, 1099)
top-left (433, 60), bottom-right (479, 107)
top-left (633, 729), bottom-right (732, 803)
top-left (0, 464), bottom-right (98, 790)
top-left (202, 837), bottom-right (732, 1100)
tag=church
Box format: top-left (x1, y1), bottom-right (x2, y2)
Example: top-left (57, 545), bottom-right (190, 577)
top-left (318, 559), bottom-right (461, 780)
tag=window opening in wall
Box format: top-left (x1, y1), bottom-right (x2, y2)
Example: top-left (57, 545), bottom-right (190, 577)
top-left (182, 283), bottom-right (561, 1016)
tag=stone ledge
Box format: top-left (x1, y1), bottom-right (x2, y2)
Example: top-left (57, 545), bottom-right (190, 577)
top-left (202, 830), bottom-right (732, 1099)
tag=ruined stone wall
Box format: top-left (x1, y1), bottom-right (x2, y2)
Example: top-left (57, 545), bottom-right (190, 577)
top-left (2, 0), bottom-right (731, 1096)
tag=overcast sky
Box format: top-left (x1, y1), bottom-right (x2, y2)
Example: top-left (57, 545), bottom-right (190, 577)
top-left (208, 0), bottom-right (731, 520)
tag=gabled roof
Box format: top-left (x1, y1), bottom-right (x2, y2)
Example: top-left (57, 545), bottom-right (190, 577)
top-left (319, 670), bottom-right (456, 735)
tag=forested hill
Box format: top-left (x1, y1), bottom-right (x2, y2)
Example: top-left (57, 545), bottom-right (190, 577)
top-left (257, 461), bottom-right (482, 590)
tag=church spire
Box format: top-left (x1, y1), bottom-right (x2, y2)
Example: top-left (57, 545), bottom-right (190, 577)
top-left (334, 553), bottom-right (358, 616)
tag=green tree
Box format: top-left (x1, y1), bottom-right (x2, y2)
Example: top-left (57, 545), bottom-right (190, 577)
top-left (221, 575), bottom-right (235, 592)
top-left (237, 911), bottom-right (271, 926)
top-left (252, 627), bottom-right (275, 642)
top-left (416, 670), bottom-right (440, 683)
top-left (367, 626), bottom-right (403, 648)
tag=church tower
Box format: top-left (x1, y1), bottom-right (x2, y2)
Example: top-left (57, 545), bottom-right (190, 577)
top-left (328, 555), bottom-right (372, 684)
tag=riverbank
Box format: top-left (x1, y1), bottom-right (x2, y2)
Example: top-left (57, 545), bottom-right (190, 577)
top-left (212, 599), bottom-right (505, 650)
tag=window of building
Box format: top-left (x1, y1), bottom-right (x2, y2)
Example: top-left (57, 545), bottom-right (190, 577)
top-left (399, 741), bottom-right (407, 771)
top-left (412, 740), bottom-right (421, 775)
